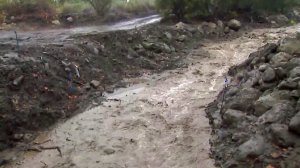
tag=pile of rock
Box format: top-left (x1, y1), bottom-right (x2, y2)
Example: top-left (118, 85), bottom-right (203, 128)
top-left (207, 34), bottom-right (300, 167)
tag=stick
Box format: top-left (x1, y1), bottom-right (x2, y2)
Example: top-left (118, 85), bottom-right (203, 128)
top-left (14, 30), bottom-right (20, 53)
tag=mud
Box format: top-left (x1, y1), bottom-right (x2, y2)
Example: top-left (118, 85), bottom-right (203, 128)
top-left (1, 21), bottom-right (298, 168)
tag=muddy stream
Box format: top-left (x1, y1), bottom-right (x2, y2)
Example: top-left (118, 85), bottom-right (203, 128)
top-left (3, 23), bottom-right (300, 168)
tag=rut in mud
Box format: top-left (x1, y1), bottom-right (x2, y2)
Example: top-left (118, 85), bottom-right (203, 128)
top-left (4, 24), bottom-right (299, 168)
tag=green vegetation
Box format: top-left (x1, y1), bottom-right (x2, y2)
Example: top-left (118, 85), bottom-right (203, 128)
top-left (156, 0), bottom-right (300, 20)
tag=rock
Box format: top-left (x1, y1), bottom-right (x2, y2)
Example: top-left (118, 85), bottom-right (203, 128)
top-left (224, 26), bottom-right (230, 34)
top-left (254, 94), bottom-right (277, 116)
top-left (227, 88), bottom-right (261, 112)
top-left (289, 111), bottom-right (300, 135)
top-left (51, 20), bottom-right (60, 25)
top-left (177, 35), bottom-right (187, 42)
top-left (67, 17), bottom-right (74, 23)
top-left (270, 124), bottom-right (300, 147)
top-left (290, 67), bottom-right (300, 78)
top-left (280, 147), bottom-right (300, 168)
top-left (278, 37), bottom-right (300, 55)
top-left (175, 22), bottom-right (188, 30)
top-left (259, 64), bottom-right (268, 72)
top-left (208, 22), bottom-right (217, 29)
top-left (197, 26), bottom-right (204, 34)
top-left (270, 52), bottom-right (292, 67)
top-left (278, 80), bottom-right (298, 90)
top-left (262, 67), bottom-right (276, 82)
top-left (236, 135), bottom-right (266, 161)
top-left (164, 32), bottom-right (172, 40)
top-left (223, 109), bottom-right (246, 127)
top-left (103, 148), bottom-right (115, 155)
top-left (285, 58), bottom-right (300, 72)
top-left (267, 14), bottom-right (289, 25)
top-left (217, 20), bottom-right (224, 29)
top-left (227, 19), bottom-right (242, 31)
top-left (13, 75), bottom-right (24, 86)
top-left (90, 80), bottom-right (100, 88)
top-left (258, 101), bottom-right (295, 124)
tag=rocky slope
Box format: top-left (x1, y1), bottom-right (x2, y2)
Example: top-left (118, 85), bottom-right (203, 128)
top-left (207, 33), bottom-right (300, 167)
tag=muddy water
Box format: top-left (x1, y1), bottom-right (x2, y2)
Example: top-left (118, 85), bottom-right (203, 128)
top-left (4, 25), bottom-right (300, 168)
top-left (0, 15), bottom-right (161, 45)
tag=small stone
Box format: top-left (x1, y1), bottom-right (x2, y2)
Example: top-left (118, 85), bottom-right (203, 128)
top-left (228, 19), bottom-right (242, 31)
top-left (177, 35), bottom-right (187, 42)
top-left (104, 148), bottom-right (115, 155)
top-left (67, 17), bottom-right (74, 23)
top-left (224, 27), bottom-right (230, 34)
top-left (51, 20), bottom-right (60, 25)
top-left (278, 80), bottom-right (298, 90)
top-left (90, 80), bottom-right (100, 88)
top-left (164, 32), bottom-right (172, 40)
top-left (13, 75), bottom-right (24, 86)
top-left (289, 67), bottom-right (300, 78)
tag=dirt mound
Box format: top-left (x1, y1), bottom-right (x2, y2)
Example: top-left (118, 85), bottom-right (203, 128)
top-left (0, 23), bottom-right (214, 152)
top-left (207, 34), bottom-right (300, 167)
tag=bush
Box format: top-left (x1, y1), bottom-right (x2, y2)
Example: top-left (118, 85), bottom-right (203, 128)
top-left (2, 0), bottom-right (56, 23)
top-left (156, 0), bottom-right (300, 20)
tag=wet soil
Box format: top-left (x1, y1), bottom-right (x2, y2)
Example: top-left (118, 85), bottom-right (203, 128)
top-left (1, 15), bottom-right (299, 168)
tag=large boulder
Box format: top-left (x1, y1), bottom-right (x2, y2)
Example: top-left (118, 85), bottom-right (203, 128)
top-left (235, 135), bottom-right (267, 161)
top-left (270, 124), bottom-right (300, 147)
top-left (223, 109), bottom-right (246, 127)
top-left (254, 90), bottom-right (294, 116)
top-left (289, 67), bottom-right (300, 79)
top-left (289, 111), bottom-right (300, 135)
top-left (270, 52), bottom-right (292, 67)
top-left (278, 37), bottom-right (300, 55)
top-left (227, 19), bottom-right (242, 31)
top-left (226, 88), bottom-right (261, 112)
top-left (257, 101), bottom-right (295, 124)
top-left (267, 14), bottom-right (289, 25)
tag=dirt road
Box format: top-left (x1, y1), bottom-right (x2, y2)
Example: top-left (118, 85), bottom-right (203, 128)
top-left (3, 24), bottom-right (300, 168)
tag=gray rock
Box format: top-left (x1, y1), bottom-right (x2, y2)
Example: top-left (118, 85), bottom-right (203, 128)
top-left (285, 58), bottom-right (300, 72)
top-left (258, 101), bottom-right (295, 124)
top-left (236, 135), bottom-right (266, 160)
top-left (67, 16), bottom-right (74, 23)
top-left (164, 32), bottom-right (172, 40)
top-left (223, 109), bottom-right (246, 127)
top-left (270, 124), bottom-right (300, 147)
top-left (259, 64), bottom-right (268, 72)
top-left (224, 27), bottom-right (230, 34)
top-left (217, 20), bottom-right (224, 29)
top-left (278, 37), bottom-right (300, 55)
top-left (262, 67), bottom-right (276, 82)
top-left (13, 75), bottom-right (24, 86)
top-left (289, 111), bottom-right (300, 135)
top-left (270, 52), bottom-right (292, 67)
top-left (227, 19), bottom-right (242, 31)
top-left (103, 148), bottom-right (115, 155)
top-left (278, 80), bottom-right (298, 90)
top-left (267, 14), bottom-right (289, 25)
top-left (177, 35), bottom-right (187, 42)
top-left (254, 94), bottom-right (277, 116)
top-left (90, 80), bottom-right (100, 88)
top-left (289, 67), bottom-right (300, 78)
top-left (227, 88), bottom-right (261, 112)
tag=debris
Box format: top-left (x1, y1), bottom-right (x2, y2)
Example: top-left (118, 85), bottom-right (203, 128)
top-left (13, 75), bottom-right (24, 86)
top-left (90, 80), bottom-right (100, 88)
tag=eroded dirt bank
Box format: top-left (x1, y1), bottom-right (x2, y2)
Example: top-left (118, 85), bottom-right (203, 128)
top-left (2, 23), bottom-right (299, 168)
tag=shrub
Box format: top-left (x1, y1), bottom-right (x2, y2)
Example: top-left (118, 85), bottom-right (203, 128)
top-left (156, 0), bottom-right (300, 20)
top-left (85, 0), bottom-right (112, 16)
top-left (2, 0), bottom-right (56, 23)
